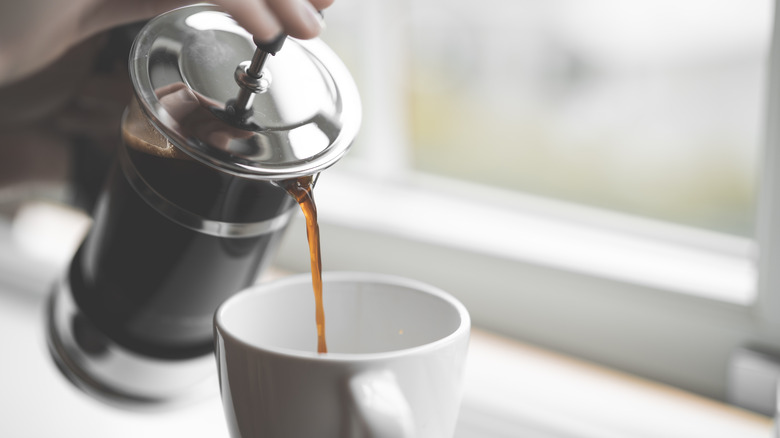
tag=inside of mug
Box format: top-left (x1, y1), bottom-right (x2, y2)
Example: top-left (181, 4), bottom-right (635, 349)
top-left (218, 276), bottom-right (464, 355)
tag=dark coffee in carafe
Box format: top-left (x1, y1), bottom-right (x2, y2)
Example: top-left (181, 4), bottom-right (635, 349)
top-left (69, 98), bottom-right (295, 359)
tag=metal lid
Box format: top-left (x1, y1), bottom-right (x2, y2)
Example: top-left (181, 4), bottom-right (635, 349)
top-left (128, 5), bottom-right (361, 180)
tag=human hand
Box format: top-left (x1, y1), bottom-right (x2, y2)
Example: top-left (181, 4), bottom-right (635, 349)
top-left (0, 0), bottom-right (334, 86)
top-left (0, 0), bottom-right (335, 211)
top-left (0, 32), bottom-right (130, 210)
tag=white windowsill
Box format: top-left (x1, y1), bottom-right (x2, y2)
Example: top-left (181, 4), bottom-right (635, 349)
top-left (313, 167), bottom-right (758, 306)
top-left (460, 330), bottom-right (772, 438)
top-left (0, 168), bottom-right (757, 307)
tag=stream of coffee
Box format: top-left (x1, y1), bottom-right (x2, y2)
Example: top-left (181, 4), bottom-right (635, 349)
top-left (283, 176), bottom-right (327, 354)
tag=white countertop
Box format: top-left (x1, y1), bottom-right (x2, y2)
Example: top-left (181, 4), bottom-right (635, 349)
top-left (1, 284), bottom-right (773, 438)
top-left (0, 288), bottom-right (230, 438)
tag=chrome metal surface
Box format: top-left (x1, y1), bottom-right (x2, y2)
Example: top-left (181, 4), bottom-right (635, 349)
top-left (230, 46), bottom-right (272, 117)
top-left (236, 62), bottom-right (270, 92)
top-left (46, 272), bottom-right (218, 409)
top-left (129, 5), bottom-right (361, 180)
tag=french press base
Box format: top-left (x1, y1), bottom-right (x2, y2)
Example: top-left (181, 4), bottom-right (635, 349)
top-left (47, 277), bottom-right (217, 408)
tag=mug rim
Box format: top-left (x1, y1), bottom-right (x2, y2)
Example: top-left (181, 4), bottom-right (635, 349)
top-left (214, 271), bottom-right (471, 362)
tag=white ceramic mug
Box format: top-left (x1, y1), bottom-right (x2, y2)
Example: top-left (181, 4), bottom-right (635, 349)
top-left (214, 271), bottom-right (471, 438)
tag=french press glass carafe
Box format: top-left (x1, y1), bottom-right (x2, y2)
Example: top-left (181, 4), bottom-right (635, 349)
top-left (46, 5), bottom-right (360, 407)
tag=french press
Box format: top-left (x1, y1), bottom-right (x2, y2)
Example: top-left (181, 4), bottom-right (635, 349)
top-left (46, 5), bottom-right (360, 407)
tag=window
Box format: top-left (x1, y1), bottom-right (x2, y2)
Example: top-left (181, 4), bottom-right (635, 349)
top-left (321, 0), bottom-right (770, 237)
top-left (272, 0), bottom-right (779, 406)
top-left (406, 0), bottom-right (767, 237)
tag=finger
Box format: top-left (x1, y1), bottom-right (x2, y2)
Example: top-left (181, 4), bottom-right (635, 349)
top-left (309, 0), bottom-right (335, 12)
top-left (82, 0), bottom-right (191, 37)
top-left (154, 82), bottom-right (190, 99)
top-left (217, 0), bottom-right (283, 43)
top-left (266, 0), bottom-right (324, 40)
top-left (157, 85), bottom-right (201, 121)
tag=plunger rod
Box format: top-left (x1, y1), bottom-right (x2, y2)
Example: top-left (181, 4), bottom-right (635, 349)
top-left (228, 34), bottom-right (286, 119)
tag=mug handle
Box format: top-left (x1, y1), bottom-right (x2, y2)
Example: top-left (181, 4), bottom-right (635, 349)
top-left (347, 370), bottom-right (415, 438)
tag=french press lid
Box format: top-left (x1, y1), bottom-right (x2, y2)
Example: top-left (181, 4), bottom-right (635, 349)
top-left (128, 5), bottom-right (361, 180)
